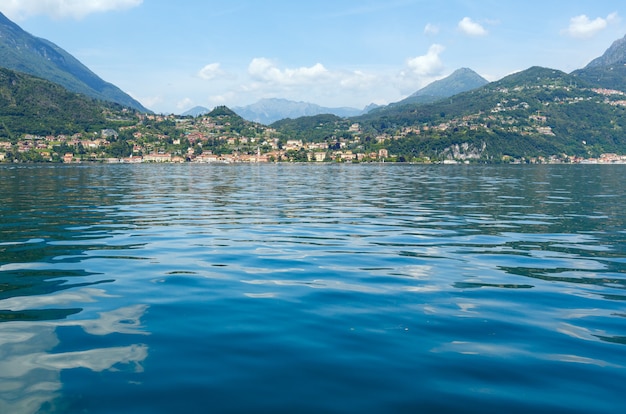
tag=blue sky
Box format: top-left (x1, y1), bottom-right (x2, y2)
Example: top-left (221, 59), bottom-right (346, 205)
top-left (2, 0), bottom-right (626, 114)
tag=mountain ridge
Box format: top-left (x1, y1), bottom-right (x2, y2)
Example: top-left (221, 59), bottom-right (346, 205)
top-left (0, 12), bottom-right (149, 112)
top-left (233, 98), bottom-right (364, 124)
top-left (570, 33), bottom-right (626, 94)
top-left (184, 69), bottom-right (487, 124)
top-left (398, 67), bottom-right (489, 105)
top-left (182, 98), bottom-right (366, 124)
top-left (584, 34), bottom-right (626, 68)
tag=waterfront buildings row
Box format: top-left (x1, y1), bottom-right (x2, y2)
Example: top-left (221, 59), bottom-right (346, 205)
top-left (61, 148), bottom-right (392, 164)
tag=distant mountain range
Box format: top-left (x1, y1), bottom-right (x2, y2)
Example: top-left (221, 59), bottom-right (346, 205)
top-left (234, 99), bottom-right (367, 124)
top-left (0, 12), bottom-right (149, 112)
top-left (184, 99), bottom-right (368, 124)
top-left (183, 69), bottom-right (487, 124)
top-left (182, 106), bottom-right (213, 117)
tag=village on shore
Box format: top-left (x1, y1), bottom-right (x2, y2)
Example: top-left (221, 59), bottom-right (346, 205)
top-left (3, 106), bottom-right (626, 165)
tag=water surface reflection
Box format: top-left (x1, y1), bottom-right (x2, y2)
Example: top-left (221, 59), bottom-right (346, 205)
top-left (1, 164), bottom-right (625, 413)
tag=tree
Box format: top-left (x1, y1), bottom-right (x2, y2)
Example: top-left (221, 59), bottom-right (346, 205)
top-left (107, 140), bottom-right (132, 158)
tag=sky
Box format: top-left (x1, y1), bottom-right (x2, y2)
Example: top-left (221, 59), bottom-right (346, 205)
top-left (1, 0), bottom-right (626, 114)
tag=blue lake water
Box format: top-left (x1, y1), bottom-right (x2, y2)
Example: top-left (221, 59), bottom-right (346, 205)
top-left (1, 164), bottom-right (625, 413)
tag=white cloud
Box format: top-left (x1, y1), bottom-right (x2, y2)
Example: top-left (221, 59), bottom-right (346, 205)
top-left (176, 98), bottom-right (194, 111)
top-left (395, 44), bottom-right (448, 95)
top-left (197, 63), bottom-right (223, 80)
top-left (0, 0), bottom-right (143, 20)
top-left (234, 58), bottom-right (393, 108)
top-left (339, 70), bottom-right (378, 90)
top-left (424, 23), bottom-right (440, 35)
top-left (562, 13), bottom-right (619, 38)
top-left (248, 58), bottom-right (331, 85)
top-left (406, 44), bottom-right (445, 77)
top-left (458, 17), bottom-right (488, 37)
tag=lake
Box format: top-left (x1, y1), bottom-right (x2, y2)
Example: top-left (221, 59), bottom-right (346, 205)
top-left (1, 164), bottom-right (624, 413)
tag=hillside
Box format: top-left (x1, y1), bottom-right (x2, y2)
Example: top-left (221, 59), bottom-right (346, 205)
top-left (0, 67), bottom-right (133, 139)
top-left (363, 67), bottom-right (626, 160)
top-left (270, 66), bottom-right (626, 161)
top-left (271, 114), bottom-right (349, 142)
top-left (0, 12), bottom-right (149, 112)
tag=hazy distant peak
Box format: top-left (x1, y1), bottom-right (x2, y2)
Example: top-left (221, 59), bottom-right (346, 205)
top-left (410, 68), bottom-right (488, 98)
top-left (385, 67), bottom-right (488, 107)
top-left (233, 98), bottom-right (364, 124)
top-left (585, 33), bottom-right (626, 68)
top-left (182, 106), bottom-right (210, 117)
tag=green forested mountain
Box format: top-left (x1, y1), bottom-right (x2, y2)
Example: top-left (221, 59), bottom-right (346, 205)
top-left (367, 67), bottom-right (626, 160)
top-left (0, 67), bottom-right (132, 139)
top-left (0, 12), bottom-right (149, 112)
top-left (272, 66), bottom-right (626, 161)
top-left (267, 34), bottom-right (626, 161)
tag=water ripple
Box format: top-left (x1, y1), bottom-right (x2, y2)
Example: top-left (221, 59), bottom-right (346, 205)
top-left (1, 164), bottom-right (625, 413)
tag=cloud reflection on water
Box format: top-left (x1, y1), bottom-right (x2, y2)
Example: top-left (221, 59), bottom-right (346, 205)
top-left (0, 297), bottom-right (149, 414)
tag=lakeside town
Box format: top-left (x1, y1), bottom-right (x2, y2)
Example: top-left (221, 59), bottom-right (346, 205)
top-left (5, 82), bottom-right (626, 165)
top-left (3, 127), bottom-right (626, 164)
top-left (0, 110), bottom-right (393, 164)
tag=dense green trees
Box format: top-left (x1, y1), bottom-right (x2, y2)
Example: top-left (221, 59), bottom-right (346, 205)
top-left (107, 140), bottom-right (132, 158)
top-left (0, 68), bottom-right (128, 137)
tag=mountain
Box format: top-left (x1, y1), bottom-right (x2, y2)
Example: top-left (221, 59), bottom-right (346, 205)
top-left (571, 34), bottom-right (626, 92)
top-left (273, 65), bottom-right (626, 161)
top-left (183, 69), bottom-right (486, 123)
top-left (361, 66), bottom-right (626, 159)
top-left (392, 68), bottom-right (489, 107)
top-left (584, 34), bottom-right (626, 68)
top-left (0, 67), bottom-right (125, 138)
top-left (182, 106), bottom-right (210, 117)
top-left (181, 104), bottom-right (243, 119)
top-left (232, 98), bottom-right (364, 124)
top-left (0, 12), bottom-right (149, 112)
top-left (207, 105), bottom-right (242, 118)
